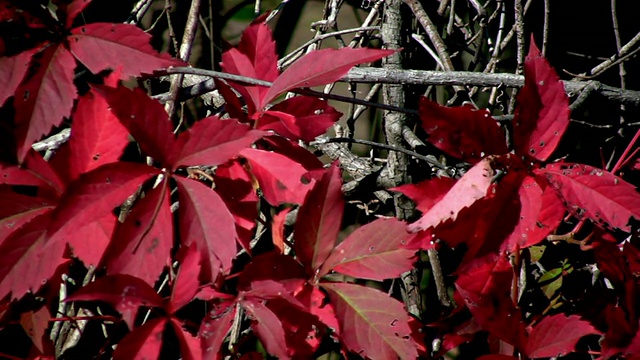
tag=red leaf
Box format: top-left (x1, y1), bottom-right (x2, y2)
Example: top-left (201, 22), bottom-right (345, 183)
top-left (525, 314), bottom-right (599, 358)
top-left (200, 300), bottom-right (237, 360)
top-left (407, 156), bottom-right (502, 233)
top-left (0, 49), bottom-right (34, 106)
top-left (170, 318), bottom-right (202, 360)
top-left (296, 285), bottom-right (340, 335)
top-left (247, 290), bottom-right (324, 358)
top-left (261, 48), bottom-right (395, 107)
top-left (241, 297), bottom-right (291, 359)
top-left (294, 164), bottom-right (343, 277)
top-left (455, 254), bottom-right (527, 349)
top-left (419, 98), bottom-right (508, 163)
top-left (539, 162), bottom-right (640, 232)
top-left (176, 176), bottom-right (237, 279)
top-left (438, 169), bottom-right (524, 262)
top-left (19, 307), bottom-right (50, 354)
top-left (98, 85), bottom-right (176, 166)
top-left (236, 22), bottom-right (279, 83)
top-left (0, 192), bottom-right (54, 246)
top-left (169, 116), bottom-right (264, 170)
top-left (513, 39), bottom-right (570, 161)
top-left (0, 213), bottom-right (65, 300)
top-left (46, 162), bottom-right (158, 243)
top-left (500, 176), bottom-right (564, 252)
top-left (238, 253), bottom-right (307, 294)
top-left (212, 161), bottom-right (258, 250)
top-left (220, 22), bottom-right (278, 111)
top-left (112, 317), bottom-right (167, 360)
top-left (63, 0), bottom-right (93, 28)
top-left (69, 23), bottom-right (181, 77)
top-left (321, 282), bottom-right (418, 360)
top-left (214, 79), bottom-right (249, 120)
top-left (67, 213), bottom-right (115, 266)
top-left (593, 239), bottom-right (628, 287)
top-left (319, 218), bottom-right (417, 280)
top-left (14, 44), bottom-right (77, 162)
top-left (103, 185), bottom-right (172, 287)
top-left (0, 150), bottom-right (66, 198)
top-left (56, 88), bottom-right (129, 181)
top-left (65, 274), bottom-right (163, 329)
top-left (262, 135), bottom-right (324, 171)
top-left (169, 244), bottom-right (201, 313)
top-left (391, 176), bottom-right (456, 213)
top-left (258, 96), bottom-right (342, 142)
top-left (240, 148), bottom-right (314, 205)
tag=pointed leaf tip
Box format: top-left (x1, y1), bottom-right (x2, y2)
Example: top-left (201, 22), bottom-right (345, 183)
top-left (262, 48), bottom-right (395, 107)
top-left (294, 163), bottom-right (344, 276)
top-left (513, 39), bottom-right (570, 161)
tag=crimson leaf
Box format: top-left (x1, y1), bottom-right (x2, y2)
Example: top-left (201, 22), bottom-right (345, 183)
top-left (539, 162), bottom-right (640, 232)
top-left (318, 218), bottom-right (417, 280)
top-left (321, 282), bottom-right (419, 360)
top-left (175, 176), bottom-right (238, 280)
top-left (419, 98), bottom-right (508, 163)
top-left (294, 164), bottom-right (343, 278)
top-left (513, 39), bottom-right (570, 161)
top-left (261, 48), bottom-right (395, 107)
top-left (525, 314), bottom-right (600, 358)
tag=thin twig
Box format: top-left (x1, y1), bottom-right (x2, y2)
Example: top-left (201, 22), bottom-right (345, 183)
top-left (611, 0), bottom-right (627, 134)
top-left (312, 137), bottom-right (447, 170)
top-left (509, 0), bottom-right (525, 114)
top-left (542, 0), bottom-right (549, 56)
top-left (127, 0), bottom-right (154, 24)
top-left (565, 46), bottom-right (640, 80)
top-left (278, 26), bottom-right (381, 69)
top-left (352, 83), bottom-right (381, 121)
top-left (428, 248), bottom-right (452, 307)
top-left (411, 33), bottom-right (445, 69)
top-left (437, 0), bottom-right (450, 16)
top-left (165, 0), bottom-right (202, 118)
top-left (403, 0), bottom-right (465, 91)
top-left (157, 66), bottom-right (640, 109)
top-left (574, 31), bottom-right (640, 80)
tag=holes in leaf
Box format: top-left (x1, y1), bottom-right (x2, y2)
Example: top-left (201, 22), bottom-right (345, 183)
top-left (81, 27), bottom-right (86, 33)
top-left (23, 90), bottom-right (29, 101)
top-left (105, 177), bottom-right (111, 184)
top-left (530, 148), bottom-right (536, 154)
top-left (368, 246), bottom-right (374, 252)
top-left (539, 141), bottom-right (545, 147)
top-left (92, 153), bottom-right (101, 161)
top-left (390, 319), bottom-right (398, 326)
